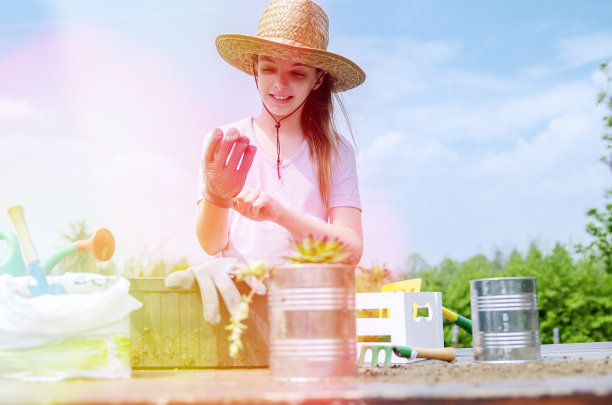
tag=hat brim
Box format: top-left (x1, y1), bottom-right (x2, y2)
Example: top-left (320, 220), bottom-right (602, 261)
top-left (216, 33), bottom-right (365, 92)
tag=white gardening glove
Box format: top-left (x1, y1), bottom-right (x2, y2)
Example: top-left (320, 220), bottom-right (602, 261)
top-left (165, 258), bottom-right (242, 325)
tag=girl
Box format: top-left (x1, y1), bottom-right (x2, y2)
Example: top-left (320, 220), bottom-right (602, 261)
top-left (194, 0), bottom-right (365, 364)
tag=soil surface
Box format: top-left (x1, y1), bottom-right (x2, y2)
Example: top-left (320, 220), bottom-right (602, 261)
top-left (357, 357), bottom-right (612, 385)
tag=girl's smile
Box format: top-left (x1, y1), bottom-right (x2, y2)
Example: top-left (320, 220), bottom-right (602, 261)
top-left (269, 93), bottom-right (292, 104)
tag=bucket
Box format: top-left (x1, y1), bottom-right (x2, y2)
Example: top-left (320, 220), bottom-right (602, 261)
top-left (470, 277), bottom-right (541, 362)
top-left (268, 263), bottom-right (356, 381)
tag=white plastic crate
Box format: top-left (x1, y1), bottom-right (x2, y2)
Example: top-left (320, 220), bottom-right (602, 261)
top-left (356, 291), bottom-right (444, 364)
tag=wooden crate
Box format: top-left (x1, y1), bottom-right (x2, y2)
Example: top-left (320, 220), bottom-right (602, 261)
top-left (128, 277), bottom-right (268, 369)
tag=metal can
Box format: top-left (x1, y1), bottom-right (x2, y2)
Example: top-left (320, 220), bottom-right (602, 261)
top-left (470, 277), bottom-right (541, 362)
top-left (268, 263), bottom-right (356, 381)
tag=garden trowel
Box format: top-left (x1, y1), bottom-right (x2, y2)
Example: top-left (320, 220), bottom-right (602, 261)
top-left (7, 205), bottom-right (66, 296)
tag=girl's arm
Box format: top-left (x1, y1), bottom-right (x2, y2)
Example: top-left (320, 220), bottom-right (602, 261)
top-left (195, 199), bottom-right (230, 255)
top-left (196, 126), bottom-right (256, 255)
top-left (232, 187), bottom-right (363, 264)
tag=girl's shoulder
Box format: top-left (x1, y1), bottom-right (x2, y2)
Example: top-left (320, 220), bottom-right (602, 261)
top-left (335, 134), bottom-right (357, 159)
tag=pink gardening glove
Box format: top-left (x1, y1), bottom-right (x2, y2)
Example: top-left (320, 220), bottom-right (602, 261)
top-left (203, 127), bottom-right (257, 208)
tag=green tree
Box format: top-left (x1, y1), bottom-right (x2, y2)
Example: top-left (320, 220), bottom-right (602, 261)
top-left (577, 61), bottom-right (612, 273)
top-left (397, 253), bottom-right (430, 281)
top-left (419, 243), bottom-right (612, 348)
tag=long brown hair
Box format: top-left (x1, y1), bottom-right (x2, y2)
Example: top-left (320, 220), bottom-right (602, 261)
top-left (301, 73), bottom-right (356, 218)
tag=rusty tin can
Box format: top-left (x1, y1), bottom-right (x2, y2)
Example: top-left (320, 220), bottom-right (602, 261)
top-left (268, 263), bottom-right (356, 381)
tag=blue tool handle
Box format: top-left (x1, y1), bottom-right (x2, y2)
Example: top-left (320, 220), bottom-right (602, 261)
top-left (28, 260), bottom-right (50, 289)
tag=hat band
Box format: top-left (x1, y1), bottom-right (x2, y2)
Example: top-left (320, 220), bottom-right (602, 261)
top-left (259, 36), bottom-right (325, 51)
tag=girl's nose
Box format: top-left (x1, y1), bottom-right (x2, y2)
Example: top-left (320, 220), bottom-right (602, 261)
top-left (273, 72), bottom-right (289, 89)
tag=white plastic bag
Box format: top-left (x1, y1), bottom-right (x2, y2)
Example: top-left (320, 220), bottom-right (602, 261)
top-left (0, 273), bottom-right (142, 381)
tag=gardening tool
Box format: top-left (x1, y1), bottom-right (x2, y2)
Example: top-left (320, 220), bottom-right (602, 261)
top-left (0, 228), bottom-right (27, 276)
top-left (358, 345), bottom-right (456, 368)
top-left (381, 279), bottom-right (472, 335)
top-left (7, 205), bottom-right (67, 296)
top-left (42, 228), bottom-right (115, 273)
top-left (442, 306), bottom-right (472, 335)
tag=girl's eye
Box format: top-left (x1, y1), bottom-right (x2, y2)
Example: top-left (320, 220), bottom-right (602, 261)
top-left (292, 72), bottom-right (305, 77)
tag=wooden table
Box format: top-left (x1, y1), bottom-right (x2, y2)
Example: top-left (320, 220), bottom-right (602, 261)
top-left (1, 342), bottom-right (611, 404)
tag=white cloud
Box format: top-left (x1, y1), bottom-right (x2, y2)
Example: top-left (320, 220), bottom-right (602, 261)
top-left (382, 78), bottom-right (599, 144)
top-left (480, 108), bottom-right (602, 177)
top-left (557, 33), bottom-right (612, 70)
top-left (358, 131), bottom-right (457, 177)
top-left (0, 98), bottom-right (33, 121)
top-left (336, 35), bottom-right (464, 100)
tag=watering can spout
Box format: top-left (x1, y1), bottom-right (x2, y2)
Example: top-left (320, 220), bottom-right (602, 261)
top-left (0, 228), bottom-right (27, 277)
top-left (42, 228), bottom-right (115, 274)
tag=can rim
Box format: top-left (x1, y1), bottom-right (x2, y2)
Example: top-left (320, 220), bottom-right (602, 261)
top-left (470, 276), bottom-right (536, 283)
top-left (275, 262), bottom-right (355, 270)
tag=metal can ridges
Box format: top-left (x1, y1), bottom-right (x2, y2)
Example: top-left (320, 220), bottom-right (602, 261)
top-left (268, 287), bottom-right (355, 311)
top-left (476, 330), bottom-right (540, 347)
top-left (474, 293), bottom-right (538, 310)
top-left (270, 338), bottom-right (356, 360)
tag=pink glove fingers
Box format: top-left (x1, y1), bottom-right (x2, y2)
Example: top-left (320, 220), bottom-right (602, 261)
top-left (202, 127), bottom-right (257, 208)
top-left (204, 128), bottom-right (223, 164)
top-left (239, 144), bottom-right (257, 174)
top-left (226, 136), bottom-right (249, 171)
top-left (215, 140), bottom-right (237, 168)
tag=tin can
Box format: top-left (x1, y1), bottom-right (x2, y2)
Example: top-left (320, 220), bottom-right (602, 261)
top-left (470, 277), bottom-right (541, 362)
top-left (268, 263), bottom-right (356, 381)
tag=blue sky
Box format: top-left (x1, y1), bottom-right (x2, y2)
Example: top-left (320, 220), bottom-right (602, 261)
top-left (1, 1), bottom-right (611, 273)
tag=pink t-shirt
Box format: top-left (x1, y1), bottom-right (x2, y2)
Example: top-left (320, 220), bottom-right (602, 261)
top-left (198, 117), bottom-right (361, 266)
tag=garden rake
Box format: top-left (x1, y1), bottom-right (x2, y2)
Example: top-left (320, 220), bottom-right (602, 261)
top-left (358, 345), bottom-right (456, 368)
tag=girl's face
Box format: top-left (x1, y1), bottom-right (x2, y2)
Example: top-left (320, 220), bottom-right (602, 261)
top-left (255, 56), bottom-right (323, 117)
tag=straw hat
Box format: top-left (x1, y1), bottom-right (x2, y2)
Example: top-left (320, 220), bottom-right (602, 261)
top-left (215, 0), bottom-right (365, 92)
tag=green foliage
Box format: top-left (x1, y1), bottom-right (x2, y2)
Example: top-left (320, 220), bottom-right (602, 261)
top-left (397, 253), bottom-right (430, 280)
top-left (577, 204), bottom-right (612, 274)
top-left (418, 243), bottom-right (612, 348)
top-left (596, 61), bottom-right (612, 170)
top-left (577, 62), bottom-right (612, 274)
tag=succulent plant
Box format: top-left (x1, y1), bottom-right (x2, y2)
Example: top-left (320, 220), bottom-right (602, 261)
top-left (285, 236), bottom-right (350, 264)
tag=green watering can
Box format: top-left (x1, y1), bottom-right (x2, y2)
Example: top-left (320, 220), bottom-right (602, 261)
top-left (0, 227), bottom-right (115, 276)
top-left (0, 228), bottom-right (27, 276)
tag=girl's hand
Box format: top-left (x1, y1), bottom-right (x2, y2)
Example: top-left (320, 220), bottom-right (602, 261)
top-left (202, 128), bottom-right (256, 208)
top-left (232, 186), bottom-right (283, 222)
